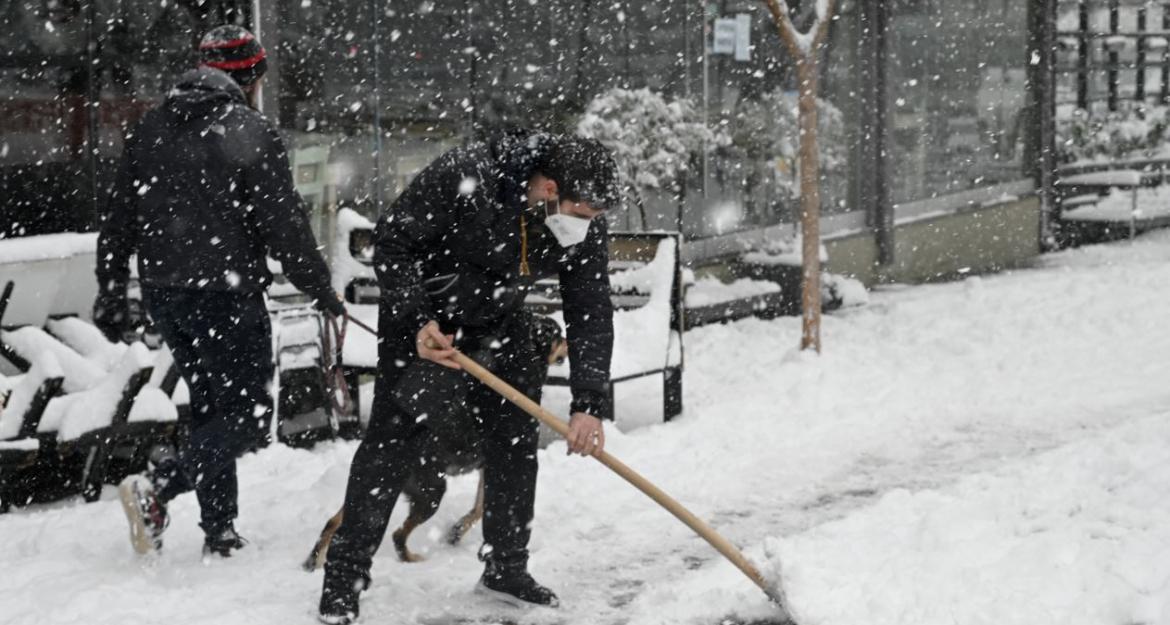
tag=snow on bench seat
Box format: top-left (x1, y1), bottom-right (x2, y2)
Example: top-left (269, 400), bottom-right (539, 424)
top-left (685, 276), bottom-right (781, 308)
top-left (0, 438), bottom-right (38, 452)
top-left (0, 353), bottom-right (63, 441)
top-left (1062, 186), bottom-right (1170, 223)
top-left (40, 342), bottom-right (173, 442)
top-left (548, 237), bottom-right (680, 381)
top-left (45, 317), bottom-right (128, 370)
top-left (1, 327), bottom-right (105, 392)
top-left (1057, 170), bottom-right (1144, 187)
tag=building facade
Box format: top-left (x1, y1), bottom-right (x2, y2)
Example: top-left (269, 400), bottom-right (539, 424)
top-left (0, 0), bottom-right (1061, 283)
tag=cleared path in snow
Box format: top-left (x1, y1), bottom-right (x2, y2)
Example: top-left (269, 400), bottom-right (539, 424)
top-left (2, 231), bottom-right (1168, 625)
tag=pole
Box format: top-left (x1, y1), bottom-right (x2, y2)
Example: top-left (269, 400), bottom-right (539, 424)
top-left (1078, 0), bottom-right (1089, 110)
top-left (684, 0), bottom-right (693, 99)
top-left (84, 0), bottom-right (99, 230)
top-left (1108, 0), bottom-right (1119, 112)
top-left (701, 0), bottom-right (710, 199)
top-left (1137, 6), bottom-right (1147, 104)
top-left (372, 0), bottom-right (384, 214)
top-left (1163, 4), bottom-right (1170, 103)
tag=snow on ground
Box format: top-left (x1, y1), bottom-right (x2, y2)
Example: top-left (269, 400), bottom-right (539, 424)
top-left (2, 231), bottom-right (1170, 625)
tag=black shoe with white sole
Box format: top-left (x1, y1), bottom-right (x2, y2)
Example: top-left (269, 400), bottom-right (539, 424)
top-left (476, 567), bottom-right (560, 608)
top-left (318, 571), bottom-right (369, 625)
top-left (203, 526), bottom-right (249, 558)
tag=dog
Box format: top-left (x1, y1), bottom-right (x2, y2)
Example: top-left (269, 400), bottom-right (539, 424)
top-left (303, 313), bottom-right (568, 570)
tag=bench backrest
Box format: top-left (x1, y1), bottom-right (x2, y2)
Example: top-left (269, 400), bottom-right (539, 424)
top-left (338, 225), bottom-right (684, 336)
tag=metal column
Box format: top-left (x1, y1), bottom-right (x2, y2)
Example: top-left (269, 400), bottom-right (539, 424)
top-left (1028, 0), bottom-right (1059, 250)
top-left (855, 0), bottom-right (893, 266)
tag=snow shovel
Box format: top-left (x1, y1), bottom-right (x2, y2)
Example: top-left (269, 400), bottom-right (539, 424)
top-left (419, 331), bottom-right (798, 620)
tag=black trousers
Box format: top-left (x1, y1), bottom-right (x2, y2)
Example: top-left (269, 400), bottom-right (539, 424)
top-left (325, 311), bottom-right (544, 583)
top-left (143, 286), bottom-right (274, 536)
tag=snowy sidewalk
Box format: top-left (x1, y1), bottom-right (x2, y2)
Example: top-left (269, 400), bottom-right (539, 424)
top-left (2, 231), bottom-right (1169, 625)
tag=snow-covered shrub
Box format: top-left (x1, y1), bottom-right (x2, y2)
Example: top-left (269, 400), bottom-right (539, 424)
top-left (576, 87), bottom-right (727, 204)
top-left (1057, 105), bottom-right (1170, 164)
top-left (730, 88), bottom-right (847, 201)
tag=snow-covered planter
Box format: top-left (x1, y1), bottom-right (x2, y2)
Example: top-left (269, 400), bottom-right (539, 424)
top-left (822, 273), bottom-right (868, 311)
top-left (734, 235), bottom-right (865, 315)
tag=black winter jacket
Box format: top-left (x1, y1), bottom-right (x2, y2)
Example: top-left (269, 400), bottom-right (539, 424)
top-left (96, 67), bottom-right (335, 307)
top-left (374, 131), bottom-right (614, 419)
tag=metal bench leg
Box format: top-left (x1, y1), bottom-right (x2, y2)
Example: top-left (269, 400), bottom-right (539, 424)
top-left (664, 367), bottom-right (683, 422)
top-left (80, 436), bottom-right (112, 502)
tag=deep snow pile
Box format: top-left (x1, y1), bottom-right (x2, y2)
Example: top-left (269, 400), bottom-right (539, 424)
top-left (2, 231), bottom-right (1169, 625)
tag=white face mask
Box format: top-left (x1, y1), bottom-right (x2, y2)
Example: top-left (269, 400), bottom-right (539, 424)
top-left (544, 211), bottom-right (593, 247)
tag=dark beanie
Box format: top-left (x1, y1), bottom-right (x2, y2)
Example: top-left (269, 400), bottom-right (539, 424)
top-left (198, 25), bottom-right (268, 87)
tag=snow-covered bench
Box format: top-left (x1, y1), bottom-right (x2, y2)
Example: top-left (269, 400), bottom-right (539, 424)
top-left (38, 342), bottom-right (167, 500)
top-left (0, 355), bottom-right (65, 511)
top-left (332, 210), bottom-right (685, 422)
top-left (0, 314), bottom-right (178, 502)
top-left (539, 233), bottom-right (685, 421)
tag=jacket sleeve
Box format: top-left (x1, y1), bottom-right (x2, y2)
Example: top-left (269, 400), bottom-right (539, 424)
top-left (559, 218), bottom-right (614, 420)
top-left (95, 136), bottom-right (139, 294)
top-left (242, 121), bottom-right (336, 306)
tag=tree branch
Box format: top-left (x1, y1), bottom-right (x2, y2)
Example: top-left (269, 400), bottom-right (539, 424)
top-left (762, 0), bottom-right (837, 60)
top-left (762, 0), bottom-right (803, 59)
top-left (811, 0), bottom-right (837, 52)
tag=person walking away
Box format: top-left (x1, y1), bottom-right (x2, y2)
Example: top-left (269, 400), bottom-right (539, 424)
top-left (318, 130), bottom-right (620, 624)
top-left (93, 25), bottom-right (345, 559)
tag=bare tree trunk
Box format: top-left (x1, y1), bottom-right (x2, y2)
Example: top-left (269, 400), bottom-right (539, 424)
top-left (797, 59), bottom-right (821, 352)
top-left (763, 0), bottom-right (834, 353)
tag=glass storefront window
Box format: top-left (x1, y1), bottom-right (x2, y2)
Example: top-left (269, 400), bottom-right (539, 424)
top-left (887, 0), bottom-right (1029, 203)
top-left (1, 0), bottom-right (249, 238)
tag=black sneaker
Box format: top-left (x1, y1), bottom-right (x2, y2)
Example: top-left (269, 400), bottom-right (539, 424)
top-left (318, 572), bottom-right (369, 625)
top-left (202, 526), bottom-right (249, 559)
top-left (476, 567), bottom-right (560, 608)
top-left (118, 474), bottom-right (169, 554)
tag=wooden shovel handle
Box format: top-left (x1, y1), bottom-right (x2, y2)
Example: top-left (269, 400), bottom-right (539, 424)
top-left (429, 340), bottom-right (775, 597)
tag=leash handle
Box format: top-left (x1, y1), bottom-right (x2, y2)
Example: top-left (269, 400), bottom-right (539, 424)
top-left (320, 312), bottom-right (354, 419)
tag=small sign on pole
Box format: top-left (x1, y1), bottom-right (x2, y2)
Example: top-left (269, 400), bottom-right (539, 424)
top-left (713, 14), bottom-right (751, 61)
top-left (713, 17), bottom-right (738, 55)
top-left (735, 13), bottom-right (751, 61)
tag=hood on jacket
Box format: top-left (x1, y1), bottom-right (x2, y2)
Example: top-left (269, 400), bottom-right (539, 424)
top-left (165, 67), bottom-right (247, 120)
top-left (491, 129), bottom-right (553, 220)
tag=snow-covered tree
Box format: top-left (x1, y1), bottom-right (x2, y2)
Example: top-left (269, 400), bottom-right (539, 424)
top-left (576, 87), bottom-right (727, 228)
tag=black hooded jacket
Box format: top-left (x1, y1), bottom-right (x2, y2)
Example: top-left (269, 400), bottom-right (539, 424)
top-left (96, 67), bottom-right (334, 306)
top-left (374, 131), bottom-right (614, 419)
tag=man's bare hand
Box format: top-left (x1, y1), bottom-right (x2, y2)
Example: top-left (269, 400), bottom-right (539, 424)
top-left (566, 412), bottom-right (604, 457)
top-left (417, 321), bottom-right (460, 369)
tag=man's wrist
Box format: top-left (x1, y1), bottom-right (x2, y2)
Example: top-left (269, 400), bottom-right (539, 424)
top-left (570, 387), bottom-right (612, 421)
